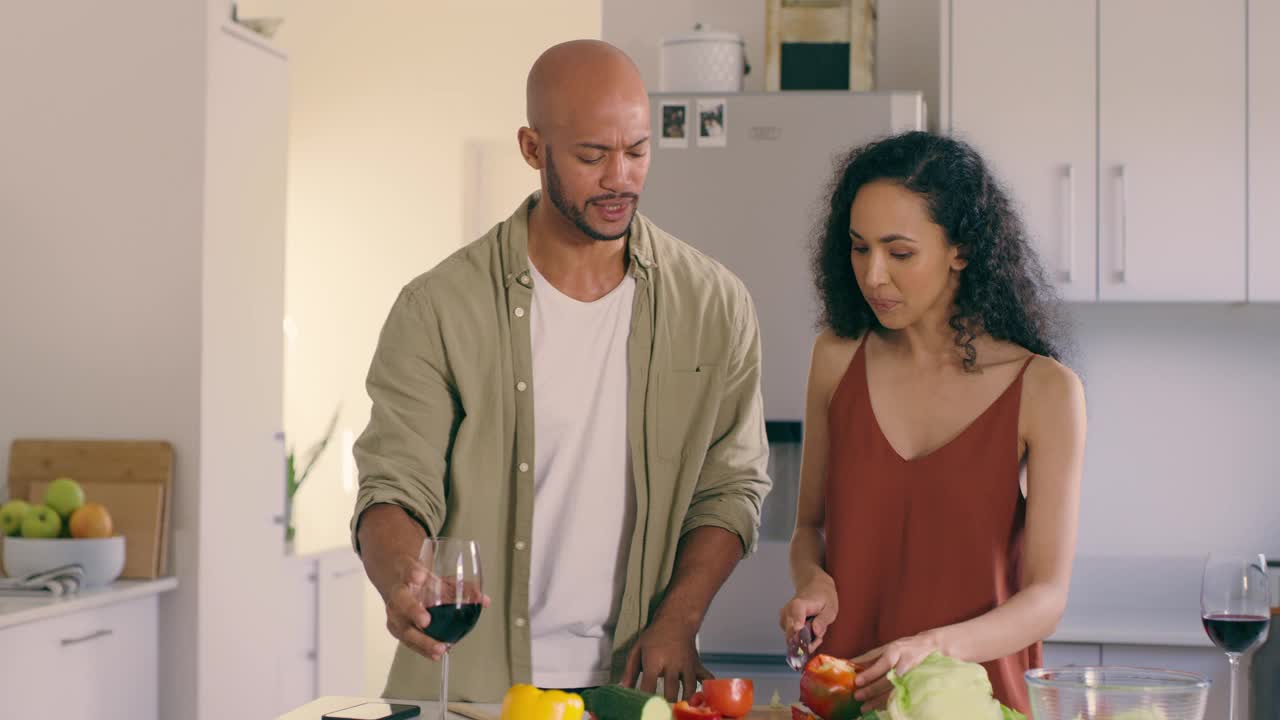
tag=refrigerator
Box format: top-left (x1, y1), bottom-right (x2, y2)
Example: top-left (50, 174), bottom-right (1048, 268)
top-left (643, 91), bottom-right (925, 422)
top-left (640, 91), bottom-right (925, 699)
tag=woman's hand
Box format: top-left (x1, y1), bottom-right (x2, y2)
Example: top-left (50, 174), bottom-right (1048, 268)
top-left (850, 632), bottom-right (943, 710)
top-left (778, 573), bottom-right (839, 653)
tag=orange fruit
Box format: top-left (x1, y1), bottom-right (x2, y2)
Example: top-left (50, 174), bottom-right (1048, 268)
top-left (69, 502), bottom-right (114, 539)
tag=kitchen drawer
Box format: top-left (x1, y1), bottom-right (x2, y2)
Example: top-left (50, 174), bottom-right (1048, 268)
top-left (0, 594), bottom-right (158, 720)
top-left (278, 553), bottom-right (319, 713)
top-left (276, 549), bottom-right (368, 715)
top-left (317, 550), bottom-right (366, 696)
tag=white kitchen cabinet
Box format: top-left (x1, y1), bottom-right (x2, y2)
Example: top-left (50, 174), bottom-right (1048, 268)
top-left (279, 554), bottom-right (321, 712)
top-left (1043, 642), bottom-right (1102, 667)
top-left (1098, 0), bottom-right (1247, 301)
top-left (317, 550), bottom-right (368, 696)
top-left (0, 4), bottom-right (290, 718)
top-left (943, 1), bottom-right (1250, 302)
top-left (277, 548), bottom-right (368, 714)
top-left (199, 21), bottom-right (290, 720)
top-left (0, 594), bottom-right (159, 720)
top-left (943, 1), bottom-right (1097, 301)
top-left (1100, 644), bottom-right (1233, 720)
top-left (1249, 0), bottom-right (1280, 301)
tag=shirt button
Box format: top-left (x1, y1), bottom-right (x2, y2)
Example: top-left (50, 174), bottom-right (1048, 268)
top-left (519, 273), bottom-right (531, 286)
top-left (519, 462), bottom-right (529, 473)
top-left (514, 306), bottom-right (526, 318)
top-left (515, 540), bottom-right (527, 551)
top-left (516, 381), bottom-right (527, 392)
top-left (515, 617), bottom-right (527, 628)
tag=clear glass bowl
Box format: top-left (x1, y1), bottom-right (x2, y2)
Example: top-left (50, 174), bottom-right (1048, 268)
top-left (1025, 667), bottom-right (1210, 720)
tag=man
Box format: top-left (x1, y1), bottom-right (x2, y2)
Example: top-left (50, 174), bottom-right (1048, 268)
top-left (351, 39), bottom-right (770, 702)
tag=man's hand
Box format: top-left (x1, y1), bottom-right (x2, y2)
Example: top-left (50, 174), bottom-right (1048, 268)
top-left (359, 504), bottom-right (446, 659)
top-left (618, 527), bottom-right (742, 701)
top-left (382, 552), bottom-right (452, 661)
top-left (379, 552), bottom-right (494, 661)
top-left (621, 617), bottom-right (713, 702)
top-left (358, 504), bottom-right (490, 661)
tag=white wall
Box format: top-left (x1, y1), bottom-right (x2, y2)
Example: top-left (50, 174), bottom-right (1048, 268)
top-left (237, 0), bottom-right (603, 695)
top-left (602, 0), bottom-right (941, 128)
top-left (874, 0), bottom-right (940, 130)
top-left (0, 2), bottom-right (206, 717)
top-left (1069, 304), bottom-right (1280, 558)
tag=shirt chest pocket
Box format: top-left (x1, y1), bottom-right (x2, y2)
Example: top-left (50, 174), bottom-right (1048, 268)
top-left (656, 365), bottom-right (719, 461)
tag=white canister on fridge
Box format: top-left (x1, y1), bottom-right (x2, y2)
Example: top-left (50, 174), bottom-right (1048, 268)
top-left (660, 24), bottom-right (749, 93)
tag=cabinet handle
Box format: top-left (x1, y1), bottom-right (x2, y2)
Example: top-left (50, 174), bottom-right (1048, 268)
top-left (61, 628), bottom-right (113, 646)
top-left (1059, 164), bottom-right (1074, 283)
top-left (272, 514), bottom-right (285, 526)
top-left (1115, 164), bottom-right (1128, 282)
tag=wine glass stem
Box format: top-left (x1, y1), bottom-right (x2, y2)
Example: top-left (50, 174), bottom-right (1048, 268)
top-left (440, 651), bottom-right (451, 720)
top-left (1228, 653), bottom-right (1240, 720)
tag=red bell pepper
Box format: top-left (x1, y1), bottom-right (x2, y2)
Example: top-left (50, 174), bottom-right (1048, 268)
top-left (798, 654), bottom-right (862, 720)
top-left (674, 700), bottom-right (720, 720)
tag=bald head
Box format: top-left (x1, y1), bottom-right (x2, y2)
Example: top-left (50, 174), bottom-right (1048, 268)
top-left (519, 41), bottom-right (651, 244)
top-left (526, 40), bottom-right (648, 132)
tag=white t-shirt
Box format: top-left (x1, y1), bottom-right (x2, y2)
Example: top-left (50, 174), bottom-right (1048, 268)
top-left (527, 259), bottom-right (637, 689)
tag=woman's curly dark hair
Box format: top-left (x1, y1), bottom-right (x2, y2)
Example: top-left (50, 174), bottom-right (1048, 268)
top-left (812, 130), bottom-right (1071, 371)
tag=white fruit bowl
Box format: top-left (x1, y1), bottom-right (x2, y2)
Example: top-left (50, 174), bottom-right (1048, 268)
top-left (3, 536), bottom-right (126, 588)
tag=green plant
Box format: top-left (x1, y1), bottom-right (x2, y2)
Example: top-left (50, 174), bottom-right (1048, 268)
top-left (285, 406), bottom-right (341, 544)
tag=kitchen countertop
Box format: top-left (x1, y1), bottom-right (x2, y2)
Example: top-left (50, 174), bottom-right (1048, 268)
top-left (1049, 604), bottom-right (1212, 648)
top-left (0, 576), bottom-right (178, 630)
top-left (279, 699), bottom-right (500, 720)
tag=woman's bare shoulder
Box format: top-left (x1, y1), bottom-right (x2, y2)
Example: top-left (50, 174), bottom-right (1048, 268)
top-left (809, 328), bottom-right (862, 395)
top-left (1022, 353), bottom-right (1086, 423)
top-left (813, 328), bottom-right (862, 366)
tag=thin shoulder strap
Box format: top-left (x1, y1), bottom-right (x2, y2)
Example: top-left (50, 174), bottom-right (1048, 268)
top-left (1016, 353), bottom-right (1036, 378)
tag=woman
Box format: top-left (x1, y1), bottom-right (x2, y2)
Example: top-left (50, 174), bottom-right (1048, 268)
top-left (778, 131), bottom-right (1086, 714)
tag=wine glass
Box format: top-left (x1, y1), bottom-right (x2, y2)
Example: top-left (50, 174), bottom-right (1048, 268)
top-left (1200, 552), bottom-right (1271, 720)
top-left (420, 538), bottom-right (483, 720)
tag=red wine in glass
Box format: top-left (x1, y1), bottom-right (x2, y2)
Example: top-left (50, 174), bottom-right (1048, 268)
top-left (1202, 613), bottom-right (1270, 653)
top-left (1201, 552), bottom-right (1272, 720)
top-left (420, 538), bottom-right (482, 720)
top-left (424, 602), bottom-right (482, 645)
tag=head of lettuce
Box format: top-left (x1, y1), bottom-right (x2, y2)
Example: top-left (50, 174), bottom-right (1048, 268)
top-left (858, 653), bottom-right (1026, 720)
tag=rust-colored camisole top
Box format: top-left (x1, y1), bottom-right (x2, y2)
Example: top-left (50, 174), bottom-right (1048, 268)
top-left (821, 337), bottom-right (1041, 714)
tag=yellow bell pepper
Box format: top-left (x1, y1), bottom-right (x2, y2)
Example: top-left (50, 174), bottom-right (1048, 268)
top-left (501, 684), bottom-right (585, 720)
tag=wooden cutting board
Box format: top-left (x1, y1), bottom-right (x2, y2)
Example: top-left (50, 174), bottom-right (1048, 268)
top-left (747, 707), bottom-right (794, 720)
top-left (7, 439), bottom-right (173, 576)
top-left (26, 480), bottom-right (165, 579)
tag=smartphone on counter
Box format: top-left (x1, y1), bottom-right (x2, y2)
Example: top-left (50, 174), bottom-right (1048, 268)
top-left (321, 702), bottom-right (422, 720)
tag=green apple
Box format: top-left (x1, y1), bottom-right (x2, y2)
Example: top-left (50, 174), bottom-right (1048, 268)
top-left (44, 476), bottom-right (85, 517)
top-left (20, 504), bottom-right (62, 538)
top-left (0, 499), bottom-right (31, 536)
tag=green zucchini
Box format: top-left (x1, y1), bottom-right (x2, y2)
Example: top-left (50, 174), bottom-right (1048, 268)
top-left (582, 686), bottom-right (671, 720)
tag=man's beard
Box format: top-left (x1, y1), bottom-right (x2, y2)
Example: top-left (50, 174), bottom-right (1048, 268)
top-left (545, 150), bottom-right (638, 242)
